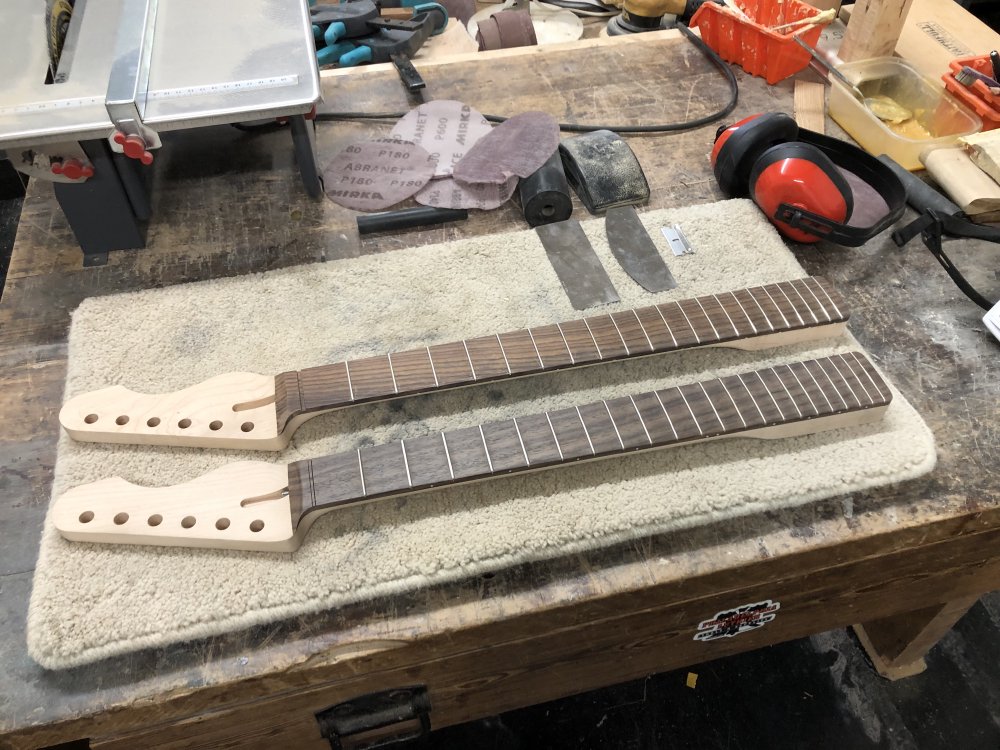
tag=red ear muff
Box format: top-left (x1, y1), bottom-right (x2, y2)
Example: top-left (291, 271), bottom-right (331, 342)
top-left (710, 112), bottom-right (799, 198)
top-left (748, 142), bottom-right (853, 244)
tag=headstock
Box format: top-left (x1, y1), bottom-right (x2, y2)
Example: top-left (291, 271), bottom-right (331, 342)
top-left (51, 462), bottom-right (302, 552)
top-left (58, 372), bottom-right (289, 450)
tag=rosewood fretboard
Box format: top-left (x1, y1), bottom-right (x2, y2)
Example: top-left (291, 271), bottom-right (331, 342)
top-left (274, 277), bottom-right (847, 431)
top-left (287, 352), bottom-right (888, 528)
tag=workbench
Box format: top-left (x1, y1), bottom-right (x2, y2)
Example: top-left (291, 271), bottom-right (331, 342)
top-left (2, 30), bottom-right (999, 750)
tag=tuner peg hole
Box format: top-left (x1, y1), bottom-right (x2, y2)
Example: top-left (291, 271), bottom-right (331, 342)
top-left (79, 511), bottom-right (94, 523)
top-left (216, 518), bottom-right (230, 530)
top-left (114, 512), bottom-right (129, 525)
top-left (209, 420), bottom-right (223, 431)
top-left (181, 515), bottom-right (196, 528)
top-left (178, 418), bottom-right (192, 429)
top-left (249, 519), bottom-right (265, 532)
top-left (84, 414), bottom-right (98, 424)
top-left (241, 422), bottom-right (255, 433)
top-left (148, 514), bottom-right (163, 526)
top-left (147, 417), bottom-right (160, 427)
top-left (115, 415), bottom-right (129, 425)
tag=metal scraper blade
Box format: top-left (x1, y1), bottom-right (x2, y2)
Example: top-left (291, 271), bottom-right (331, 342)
top-left (536, 219), bottom-right (620, 310)
top-left (605, 206), bottom-right (678, 292)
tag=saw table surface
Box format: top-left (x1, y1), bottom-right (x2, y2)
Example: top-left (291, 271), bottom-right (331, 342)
top-left (2, 30), bottom-right (1000, 750)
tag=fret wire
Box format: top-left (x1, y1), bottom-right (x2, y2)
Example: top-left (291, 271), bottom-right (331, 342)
top-left (760, 286), bottom-right (791, 327)
top-left (629, 395), bottom-right (653, 444)
top-left (555, 323), bottom-right (575, 364)
top-left (575, 406), bottom-right (597, 454)
top-left (676, 302), bottom-right (701, 344)
top-left (800, 361), bottom-right (834, 412)
top-left (797, 278), bottom-right (831, 322)
top-left (653, 304), bottom-right (679, 347)
top-left (357, 448), bottom-right (366, 495)
top-left (526, 328), bottom-right (545, 368)
top-left (786, 281), bottom-right (818, 324)
top-left (770, 367), bottom-right (801, 418)
top-left (653, 389), bottom-right (679, 440)
top-left (718, 379), bottom-right (747, 428)
top-left (698, 381), bottom-right (726, 430)
top-left (495, 334), bottom-right (512, 375)
top-left (400, 440), bottom-right (412, 487)
top-left (425, 346), bottom-right (440, 387)
top-left (694, 297), bottom-right (721, 340)
top-left (462, 340), bottom-right (477, 380)
top-left (441, 433), bottom-right (455, 479)
top-left (344, 361), bottom-right (356, 402)
top-left (582, 318), bottom-right (604, 359)
top-left (783, 363), bottom-right (817, 415)
top-left (512, 418), bottom-right (530, 465)
top-left (814, 279), bottom-right (844, 319)
top-left (478, 425), bottom-right (494, 472)
top-left (728, 291), bottom-right (758, 334)
top-left (632, 309), bottom-right (654, 351)
top-left (608, 316), bottom-right (631, 355)
top-left (814, 358), bottom-right (850, 410)
top-left (678, 387), bottom-right (704, 435)
top-left (745, 288), bottom-right (775, 331)
top-left (840, 353), bottom-right (875, 405)
top-left (848, 351), bottom-right (888, 401)
top-left (755, 370), bottom-right (786, 419)
top-left (736, 373), bottom-right (766, 424)
top-left (387, 352), bottom-right (399, 394)
top-left (603, 400), bottom-right (626, 449)
top-left (776, 284), bottom-right (806, 326)
top-left (545, 413), bottom-right (564, 459)
top-left (712, 293), bottom-right (740, 336)
top-left (830, 354), bottom-right (869, 405)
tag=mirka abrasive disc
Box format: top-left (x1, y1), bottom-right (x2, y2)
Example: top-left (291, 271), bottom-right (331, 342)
top-left (453, 111), bottom-right (560, 187)
top-left (323, 138), bottom-right (438, 211)
top-left (390, 100), bottom-right (493, 179)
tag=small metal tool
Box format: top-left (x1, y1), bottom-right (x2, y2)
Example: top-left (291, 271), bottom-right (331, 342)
top-left (605, 206), bottom-right (677, 292)
top-left (661, 224), bottom-right (694, 256)
top-left (536, 219), bottom-right (620, 310)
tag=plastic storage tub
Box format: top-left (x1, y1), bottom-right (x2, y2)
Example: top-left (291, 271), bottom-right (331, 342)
top-left (829, 57), bottom-right (982, 170)
top-left (942, 54), bottom-right (1000, 131)
top-left (689, 0), bottom-right (823, 85)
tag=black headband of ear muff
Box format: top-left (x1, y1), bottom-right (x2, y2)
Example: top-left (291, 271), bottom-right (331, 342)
top-left (771, 129), bottom-right (907, 247)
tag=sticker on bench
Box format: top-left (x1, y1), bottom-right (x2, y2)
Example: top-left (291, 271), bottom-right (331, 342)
top-left (694, 600), bottom-right (780, 641)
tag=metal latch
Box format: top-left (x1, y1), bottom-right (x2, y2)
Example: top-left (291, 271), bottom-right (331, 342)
top-left (315, 686), bottom-right (431, 750)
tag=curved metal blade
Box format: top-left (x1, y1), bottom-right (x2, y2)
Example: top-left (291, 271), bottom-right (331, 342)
top-left (605, 206), bottom-right (677, 292)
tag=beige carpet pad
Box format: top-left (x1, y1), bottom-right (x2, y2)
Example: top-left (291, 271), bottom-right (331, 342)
top-left (27, 199), bottom-right (937, 669)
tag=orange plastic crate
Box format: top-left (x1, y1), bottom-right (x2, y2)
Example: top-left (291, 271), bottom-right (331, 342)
top-left (942, 54), bottom-right (1000, 131)
top-left (690, 0), bottom-right (824, 85)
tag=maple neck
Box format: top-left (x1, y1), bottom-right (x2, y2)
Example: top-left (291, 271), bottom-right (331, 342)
top-left (288, 352), bottom-right (888, 530)
top-left (51, 352), bottom-right (890, 552)
top-left (275, 277), bottom-right (847, 431)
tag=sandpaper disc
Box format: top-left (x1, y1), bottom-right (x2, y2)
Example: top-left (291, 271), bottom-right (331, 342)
top-left (390, 101), bottom-right (493, 179)
top-left (322, 138), bottom-right (437, 211)
top-left (415, 175), bottom-right (519, 210)
top-left (453, 111), bottom-right (560, 187)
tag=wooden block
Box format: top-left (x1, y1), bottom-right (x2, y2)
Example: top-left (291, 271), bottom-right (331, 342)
top-left (921, 146), bottom-right (1000, 219)
top-left (794, 80), bottom-right (827, 133)
top-left (839, 0), bottom-right (915, 61)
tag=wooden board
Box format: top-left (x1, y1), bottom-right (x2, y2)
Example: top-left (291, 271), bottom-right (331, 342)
top-left (3, 28), bottom-right (1000, 750)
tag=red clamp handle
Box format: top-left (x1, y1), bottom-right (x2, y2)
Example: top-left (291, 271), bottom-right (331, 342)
top-left (113, 132), bottom-right (154, 165)
top-left (50, 158), bottom-right (95, 180)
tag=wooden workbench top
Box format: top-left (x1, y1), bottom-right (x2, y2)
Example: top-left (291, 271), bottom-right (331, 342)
top-left (2, 30), bottom-right (998, 749)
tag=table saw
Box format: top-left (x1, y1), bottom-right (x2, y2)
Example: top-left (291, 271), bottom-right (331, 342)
top-left (0, 0), bottom-right (322, 264)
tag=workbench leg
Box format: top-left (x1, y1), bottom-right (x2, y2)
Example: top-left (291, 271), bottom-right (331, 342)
top-left (853, 595), bottom-right (980, 680)
top-left (290, 115), bottom-right (323, 199)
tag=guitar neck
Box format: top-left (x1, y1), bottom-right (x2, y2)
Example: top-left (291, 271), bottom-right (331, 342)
top-left (289, 351), bottom-right (887, 533)
top-left (275, 277), bottom-right (847, 431)
top-left (51, 352), bottom-right (890, 552)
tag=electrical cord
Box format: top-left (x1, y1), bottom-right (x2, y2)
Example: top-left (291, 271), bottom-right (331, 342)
top-left (314, 23), bottom-right (739, 134)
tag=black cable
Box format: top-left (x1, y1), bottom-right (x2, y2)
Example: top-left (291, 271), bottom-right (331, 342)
top-left (314, 22), bottom-right (738, 134)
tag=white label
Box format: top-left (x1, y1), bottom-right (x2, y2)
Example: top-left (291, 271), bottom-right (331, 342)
top-left (694, 599), bottom-right (780, 641)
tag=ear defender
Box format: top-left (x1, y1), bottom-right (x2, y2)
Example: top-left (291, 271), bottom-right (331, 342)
top-left (710, 112), bottom-right (906, 247)
top-left (748, 142), bottom-right (853, 243)
top-left (710, 113), bottom-right (799, 197)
